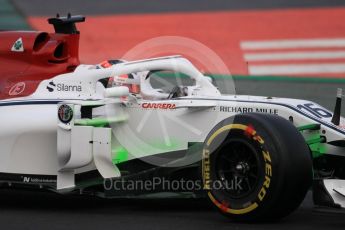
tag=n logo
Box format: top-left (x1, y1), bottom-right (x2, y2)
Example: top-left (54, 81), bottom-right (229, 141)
top-left (23, 177), bottom-right (30, 183)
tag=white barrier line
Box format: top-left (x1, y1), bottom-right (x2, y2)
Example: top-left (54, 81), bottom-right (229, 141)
top-left (244, 51), bottom-right (345, 61)
top-left (241, 38), bottom-right (345, 50)
top-left (249, 63), bottom-right (345, 75)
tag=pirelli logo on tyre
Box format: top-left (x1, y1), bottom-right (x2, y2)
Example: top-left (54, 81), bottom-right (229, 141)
top-left (202, 148), bottom-right (211, 190)
top-left (259, 150), bottom-right (272, 202)
top-left (202, 124), bottom-right (272, 215)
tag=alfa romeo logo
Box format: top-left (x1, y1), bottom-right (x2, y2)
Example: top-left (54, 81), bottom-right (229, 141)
top-left (58, 104), bottom-right (73, 124)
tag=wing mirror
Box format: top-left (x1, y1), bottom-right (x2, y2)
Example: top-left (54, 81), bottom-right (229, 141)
top-left (104, 86), bottom-right (129, 98)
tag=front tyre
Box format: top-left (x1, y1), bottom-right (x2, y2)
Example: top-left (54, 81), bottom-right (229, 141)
top-left (202, 113), bottom-right (312, 221)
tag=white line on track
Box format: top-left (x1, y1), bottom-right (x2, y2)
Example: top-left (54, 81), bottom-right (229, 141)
top-left (244, 51), bottom-right (345, 61)
top-left (241, 38), bottom-right (345, 50)
top-left (248, 63), bottom-right (345, 75)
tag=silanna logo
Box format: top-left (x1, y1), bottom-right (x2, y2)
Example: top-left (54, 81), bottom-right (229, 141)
top-left (47, 81), bottom-right (82, 92)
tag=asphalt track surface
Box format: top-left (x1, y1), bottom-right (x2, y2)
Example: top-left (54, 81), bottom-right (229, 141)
top-left (0, 189), bottom-right (344, 230)
top-left (12, 0), bottom-right (345, 15)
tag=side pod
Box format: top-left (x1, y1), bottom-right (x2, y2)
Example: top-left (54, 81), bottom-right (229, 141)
top-left (56, 103), bottom-right (121, 191)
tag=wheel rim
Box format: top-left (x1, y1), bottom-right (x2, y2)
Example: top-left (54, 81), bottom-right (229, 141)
top-left (215, 139), bottom-right (260, 199)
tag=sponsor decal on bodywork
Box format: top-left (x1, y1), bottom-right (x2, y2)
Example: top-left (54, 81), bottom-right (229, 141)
top-left (0, 173), bottom-right (57, 185)
top-left (22, 176), bottom-right (56, 184)
top-left (11, 37), bottom-right (24, 52)
top-left (8, 82), bottom-right (26, 96)
top-left (58, 104), bottom-right (73, 124)
top-left (47, 81), bottom-right (82, 92)
top-left (219, 106), bottom-right (278, 114)
top-left (142, 103), bottom-right (176, 109)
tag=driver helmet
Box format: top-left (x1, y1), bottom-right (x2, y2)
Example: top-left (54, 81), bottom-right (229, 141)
top-left (98, 60), bottom-right (140, 94)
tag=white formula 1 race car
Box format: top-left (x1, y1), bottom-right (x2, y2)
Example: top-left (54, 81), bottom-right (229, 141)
top-left (0, 15), bottom-right (345, 221)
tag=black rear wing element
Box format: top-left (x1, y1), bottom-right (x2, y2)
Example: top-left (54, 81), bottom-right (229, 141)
top-left (48, 14), bottom-right (85, 34)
